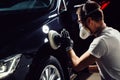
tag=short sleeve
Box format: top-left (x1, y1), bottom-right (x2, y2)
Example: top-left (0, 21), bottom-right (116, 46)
top-left (87, 37), bottom-right (108, 58)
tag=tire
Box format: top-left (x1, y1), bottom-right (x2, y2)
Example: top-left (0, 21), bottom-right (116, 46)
top-left (25, 56), bottom-right (65, 80)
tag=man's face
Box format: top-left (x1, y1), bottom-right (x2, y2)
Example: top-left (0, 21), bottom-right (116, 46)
top-left (76, 14), bottom-right (92, 39)
top-left (77, 14), bottom-right (91, 33)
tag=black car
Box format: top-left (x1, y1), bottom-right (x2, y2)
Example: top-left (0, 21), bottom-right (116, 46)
top-left (0, 0), bottom-right (71, 80)
top-left (0, 0), bottom-right (118, 80)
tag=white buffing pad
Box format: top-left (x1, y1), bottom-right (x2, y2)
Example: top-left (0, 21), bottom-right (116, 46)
top-left (48, 30), bottom-right (61, 50)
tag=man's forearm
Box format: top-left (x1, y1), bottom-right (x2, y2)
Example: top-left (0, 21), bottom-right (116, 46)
top-left (67, 49), bottom-right (81, 71)
top-left (67, 49), bottom-right (97, 72)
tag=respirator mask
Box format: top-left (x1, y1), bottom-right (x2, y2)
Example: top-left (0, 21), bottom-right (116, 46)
top-left (79, 23), bottom-right (91, 39)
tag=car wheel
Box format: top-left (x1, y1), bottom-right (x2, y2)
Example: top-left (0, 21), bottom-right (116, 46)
top-left (26, 56), bottom-right (65, 80)
top-left (39, 56), bottom-right (64, 80)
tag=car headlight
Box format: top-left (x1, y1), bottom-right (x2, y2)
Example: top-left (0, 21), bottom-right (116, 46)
top-left (0, 54), bottom-right (21, 79)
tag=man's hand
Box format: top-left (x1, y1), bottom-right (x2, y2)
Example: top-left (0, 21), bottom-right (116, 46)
top-left (60, 29), bottom-right (74, 51)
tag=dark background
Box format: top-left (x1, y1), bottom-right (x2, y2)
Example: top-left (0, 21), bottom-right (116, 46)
top-left (103, 0), bottom-right (120, 30)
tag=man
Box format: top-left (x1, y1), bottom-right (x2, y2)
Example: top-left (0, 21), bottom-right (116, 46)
top-left (60, 0), bottom-right (120, 80)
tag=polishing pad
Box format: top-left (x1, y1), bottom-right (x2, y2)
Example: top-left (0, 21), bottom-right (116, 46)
top-left (48, 30), bottom-right (61, 50)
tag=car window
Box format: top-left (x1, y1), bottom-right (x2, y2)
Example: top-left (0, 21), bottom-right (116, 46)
top-left (0, 0), bottom-right (53, 11)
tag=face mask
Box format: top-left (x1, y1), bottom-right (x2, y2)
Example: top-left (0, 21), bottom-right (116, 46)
top-left (79, 23), bottom-right (91, 39)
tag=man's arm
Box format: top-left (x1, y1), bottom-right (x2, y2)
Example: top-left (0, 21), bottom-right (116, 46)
top-left (60, 29), bottom-right (98, 72)
top-left (67, 49), bottom-right (98, 72)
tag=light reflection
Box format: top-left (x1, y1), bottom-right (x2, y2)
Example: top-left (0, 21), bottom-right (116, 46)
top-left (42, 25), bottom-right (49, 34)
top-left (44, 38), bottom-right (48, 43)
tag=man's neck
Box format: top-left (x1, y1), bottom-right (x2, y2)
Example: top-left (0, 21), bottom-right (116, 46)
top-left (94, 20), bottom-right (106, 37)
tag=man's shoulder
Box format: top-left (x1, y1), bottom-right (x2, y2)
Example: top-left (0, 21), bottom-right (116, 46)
top-left (102, 27), bottom-right (120, 38)
top-left (91, 36), bottom-right (104, 46)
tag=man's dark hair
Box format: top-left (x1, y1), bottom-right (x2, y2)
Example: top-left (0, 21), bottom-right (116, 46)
top-left (77, 0), bottom-right (104, 22)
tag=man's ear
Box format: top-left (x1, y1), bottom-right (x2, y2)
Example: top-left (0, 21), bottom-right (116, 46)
top-left (86, 17), bottom-right (94, 26)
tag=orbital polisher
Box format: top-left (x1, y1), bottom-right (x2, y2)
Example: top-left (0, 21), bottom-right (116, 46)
top-left (48, 30), bottom-right (61, 50)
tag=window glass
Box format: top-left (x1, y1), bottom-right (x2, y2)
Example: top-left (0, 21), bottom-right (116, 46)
top-left (0, 0), bottom-right (53, 11)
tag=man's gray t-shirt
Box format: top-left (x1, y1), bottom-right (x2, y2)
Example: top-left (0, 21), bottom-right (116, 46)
top-left (88, 27), bottom-right (120, 80)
